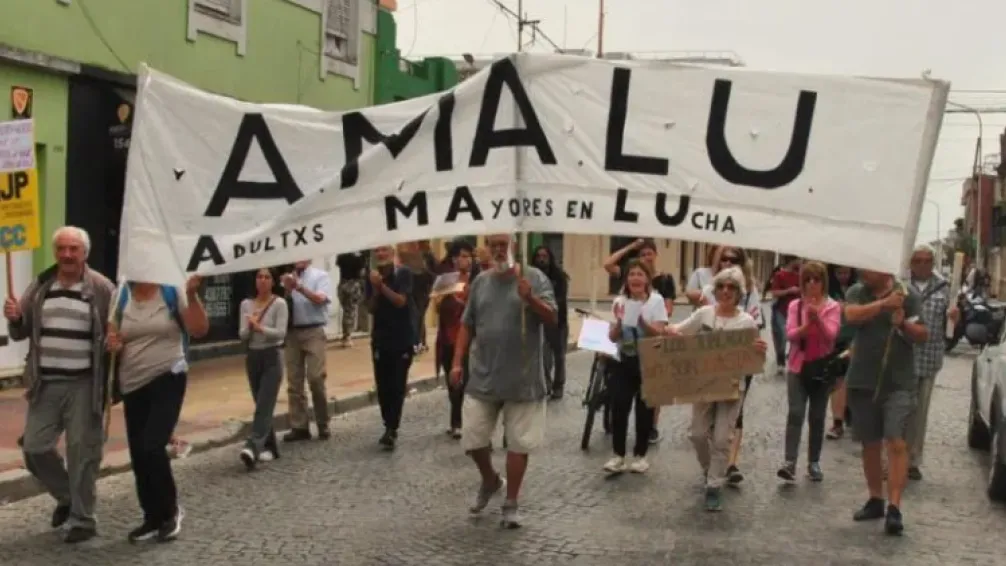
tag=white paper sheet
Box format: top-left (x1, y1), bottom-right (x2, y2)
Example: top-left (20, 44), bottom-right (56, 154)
top-left (576, 318), bottom-right (619, 360)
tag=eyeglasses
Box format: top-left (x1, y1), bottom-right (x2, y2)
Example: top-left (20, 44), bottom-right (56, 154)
top-left (721, 256), bottom-right (741, 265)
top-left (714, 283), bottom-right (739, 291)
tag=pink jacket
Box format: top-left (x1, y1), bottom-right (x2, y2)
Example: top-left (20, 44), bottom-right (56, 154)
top-left (786, 297), bottom-right (841, 374)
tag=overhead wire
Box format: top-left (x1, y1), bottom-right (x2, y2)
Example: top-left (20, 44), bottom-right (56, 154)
top-left (78, 0), bottom-right (131, 73)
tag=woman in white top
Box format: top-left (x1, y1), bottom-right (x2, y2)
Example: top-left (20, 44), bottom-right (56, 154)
top-left (603, 260), bottom-right (668, 474)
top-left (666, 266), bottom-right (767, 512)
top-left (684, 245), bottom-right (721, 306)
top-left (698, 246), bottom-right (764, 486)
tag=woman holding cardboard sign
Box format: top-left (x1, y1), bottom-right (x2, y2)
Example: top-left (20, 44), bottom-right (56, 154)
top-left (665, 266), bottom-right (768, 512)
top-left (603, 260), bottom-right (668, 475)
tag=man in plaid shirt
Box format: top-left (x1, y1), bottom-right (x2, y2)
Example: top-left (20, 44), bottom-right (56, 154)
top-left (905, 245), bottom-right (959, 480)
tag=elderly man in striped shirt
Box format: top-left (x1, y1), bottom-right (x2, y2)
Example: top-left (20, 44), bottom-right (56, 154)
top-left (4, 226), bottom-right (115, 544)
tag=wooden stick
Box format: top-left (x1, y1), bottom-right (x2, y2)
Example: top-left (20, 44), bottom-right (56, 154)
top-left (103, 279), bottom-right (127, 444)
top-left (4, 250), bottom-right (12, 298)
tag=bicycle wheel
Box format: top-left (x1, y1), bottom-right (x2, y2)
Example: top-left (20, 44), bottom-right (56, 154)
top-left (581, 356), bottom-right (604, 450)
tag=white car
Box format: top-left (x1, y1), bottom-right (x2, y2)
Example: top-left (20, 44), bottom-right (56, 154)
top-left (968, 338), bottom-right (1006, 501)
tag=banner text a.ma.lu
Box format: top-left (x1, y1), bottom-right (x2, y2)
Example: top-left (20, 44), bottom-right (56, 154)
top-left (118, 53), bottom-right (948, 286)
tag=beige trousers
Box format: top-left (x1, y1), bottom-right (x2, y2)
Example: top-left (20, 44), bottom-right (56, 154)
top-left (690, 400), bottom-right (742, 488)
top-left (285, 327), bottom-right (329, 431)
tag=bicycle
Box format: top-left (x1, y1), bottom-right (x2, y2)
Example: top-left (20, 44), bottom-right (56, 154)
top-left (575, 307), bottom-right (613, 451)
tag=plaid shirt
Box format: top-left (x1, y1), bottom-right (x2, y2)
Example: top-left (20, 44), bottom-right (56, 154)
top-left (909, 274), bottom-right (950, 379)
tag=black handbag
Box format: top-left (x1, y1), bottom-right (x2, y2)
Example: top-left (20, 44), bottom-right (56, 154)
top-left (796, 300), bottom-right (838, 384)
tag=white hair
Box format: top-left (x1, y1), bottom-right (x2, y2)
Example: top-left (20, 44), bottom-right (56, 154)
top-left (713, 265), bottom-right (746, 291)
top-left (912, 244), bottom-right (935, 258)
top-left (52, 226), bottom-right (91, 258)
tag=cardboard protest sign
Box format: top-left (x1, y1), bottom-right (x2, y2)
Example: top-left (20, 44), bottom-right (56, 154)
top-left (638, 328), bottom-right (764, 406)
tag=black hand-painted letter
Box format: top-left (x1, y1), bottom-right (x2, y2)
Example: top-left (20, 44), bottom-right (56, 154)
top-left (604, 68), bottom-right (669, 175)
top-left (204, 114), bottom-right (304, 217)
top-left (469, 57), bottom-right (556, 167)
top-left (340, 93), bottom-right (455, 189)
top-left (385, 191), bottom-right (429, 230)
top-left (706, 79), bottom-right (816, 189)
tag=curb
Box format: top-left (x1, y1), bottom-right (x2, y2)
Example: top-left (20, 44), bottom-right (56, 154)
top-left (0, 342), bottom-right (580, 505)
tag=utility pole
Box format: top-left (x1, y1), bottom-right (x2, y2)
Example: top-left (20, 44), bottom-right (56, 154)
top-left (597, 0), bottom-right (605, 57)
top-left (515, 0), bottom-right (540, 52)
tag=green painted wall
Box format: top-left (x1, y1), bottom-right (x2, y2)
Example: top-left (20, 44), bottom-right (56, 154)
top-left (0, 0), bottom-right (374, 109)
top-left (0, 66), bottom-right (68, 274)
top-left (374, 9), bottom-right (457, 105)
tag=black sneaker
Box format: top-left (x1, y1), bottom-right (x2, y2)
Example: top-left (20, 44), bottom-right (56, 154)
top-left (853, 497), bottom-right (886, 521)
top-left (807, 462), bottom-right (824, 482)
top-left (64, 526), bottom-right (96, 544)
top-left (283, 428), bottom-right (311, 442)
top-left (648, 429), bottom-right (662, 445)
top-left (379, 429), bottom-right (396, 450)
top-left (549, 389), bottom-right (564, 401)
top-left (51, 504), bottom-right (70, 528)
top-left (726, 465), bottom-right (744, 486)
top-left (127, 521), bottom-right (160, 543)
top-left (907, 466), bottom-right (923, 481)
top-left (239, 448), bottom-right (256, 471)
top-left (884, 504), bottom-right (904, 535)
top-left (777, 461), bottom-right (796, 482)
top-left (157, 507), bottom-right (184, 542)
top-left (317, 427), bottom-right (331, 441)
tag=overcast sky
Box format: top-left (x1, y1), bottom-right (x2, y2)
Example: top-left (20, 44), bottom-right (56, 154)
top-left (394, 0), bottom-right (1006, 245)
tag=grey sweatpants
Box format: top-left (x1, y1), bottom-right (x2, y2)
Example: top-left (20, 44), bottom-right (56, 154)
top-left (22, 379), bottom-right (103, 529)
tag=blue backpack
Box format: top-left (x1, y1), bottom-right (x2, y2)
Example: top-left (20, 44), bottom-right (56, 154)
top-left (115, 284), bottom-right (190, 355)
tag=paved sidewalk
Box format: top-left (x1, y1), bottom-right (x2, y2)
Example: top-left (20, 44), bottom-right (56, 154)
top-left (0, 313), bottom-right (593, 503)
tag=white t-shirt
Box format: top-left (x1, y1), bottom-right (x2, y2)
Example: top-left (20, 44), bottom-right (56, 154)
top-left (686, 267), bottom-right (714, 293)
top-left (700, 284), bottom-right (764, 327)
top-left (612, 292), bottom-right (669, 356)
top-left (672, 305), bottom-right (760, 391)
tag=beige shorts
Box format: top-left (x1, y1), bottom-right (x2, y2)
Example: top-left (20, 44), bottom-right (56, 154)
top-left (460, 397), bottom-right (546, 454)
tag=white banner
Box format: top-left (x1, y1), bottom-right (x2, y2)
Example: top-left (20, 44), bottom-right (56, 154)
top-left (120, 54), bottom-right (948, 286)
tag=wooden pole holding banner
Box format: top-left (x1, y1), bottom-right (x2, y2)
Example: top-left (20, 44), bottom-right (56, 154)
top-left (946, 251), bottom-right (965, 339)
top-left (515, 0), bottom-right (528, 344)
top-left (103, 279), bottom-right (127, 444)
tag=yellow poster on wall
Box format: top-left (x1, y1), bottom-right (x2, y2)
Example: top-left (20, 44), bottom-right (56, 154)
top-left (0, 168), bottom-right (41, 252)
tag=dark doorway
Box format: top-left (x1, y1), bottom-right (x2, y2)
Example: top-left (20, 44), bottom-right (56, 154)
top-left (65, 76), bottom-right (134, 280)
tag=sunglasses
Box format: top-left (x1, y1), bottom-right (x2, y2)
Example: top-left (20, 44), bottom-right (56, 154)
top-left (721, 256), bottom-right (741, 265)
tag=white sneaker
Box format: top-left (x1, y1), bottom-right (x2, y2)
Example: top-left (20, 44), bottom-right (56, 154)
top-left (628, 458), bottom-right (650, 474)
top-left (258, 451), bottom-right (275, 462)
top-left (603, 457), bottom-right (626, 473)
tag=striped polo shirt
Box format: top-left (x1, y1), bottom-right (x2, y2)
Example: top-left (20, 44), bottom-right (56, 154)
top-left (39, 281), bottom-right (94, 380)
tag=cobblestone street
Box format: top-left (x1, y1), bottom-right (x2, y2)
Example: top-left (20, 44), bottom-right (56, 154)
top-left (0, 348), bottom-right (1003, 565)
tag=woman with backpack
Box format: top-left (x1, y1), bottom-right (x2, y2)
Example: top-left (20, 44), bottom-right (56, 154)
top-left (238, 267), bottom-right (289, 469)
top-left (777, 261), bottom-right (842, 483)
top-left (106, 276), bottom-right (208, 543)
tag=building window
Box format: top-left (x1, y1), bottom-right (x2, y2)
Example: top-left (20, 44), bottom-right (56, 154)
top-left (187, 0), bottom-right (247, 56)
top-left (195, 0), bottom-right (241, 23)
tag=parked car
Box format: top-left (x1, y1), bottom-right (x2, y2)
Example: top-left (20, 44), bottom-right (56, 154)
top-left (968, 339), bottom-right (1006, 501)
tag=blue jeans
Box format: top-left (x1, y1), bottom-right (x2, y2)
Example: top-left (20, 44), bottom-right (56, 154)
top-left (771, 308), bottom-right (787, 366)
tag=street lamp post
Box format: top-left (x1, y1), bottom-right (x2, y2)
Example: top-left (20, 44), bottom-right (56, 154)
top-left (946, 100), bottom-right (985, 268)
